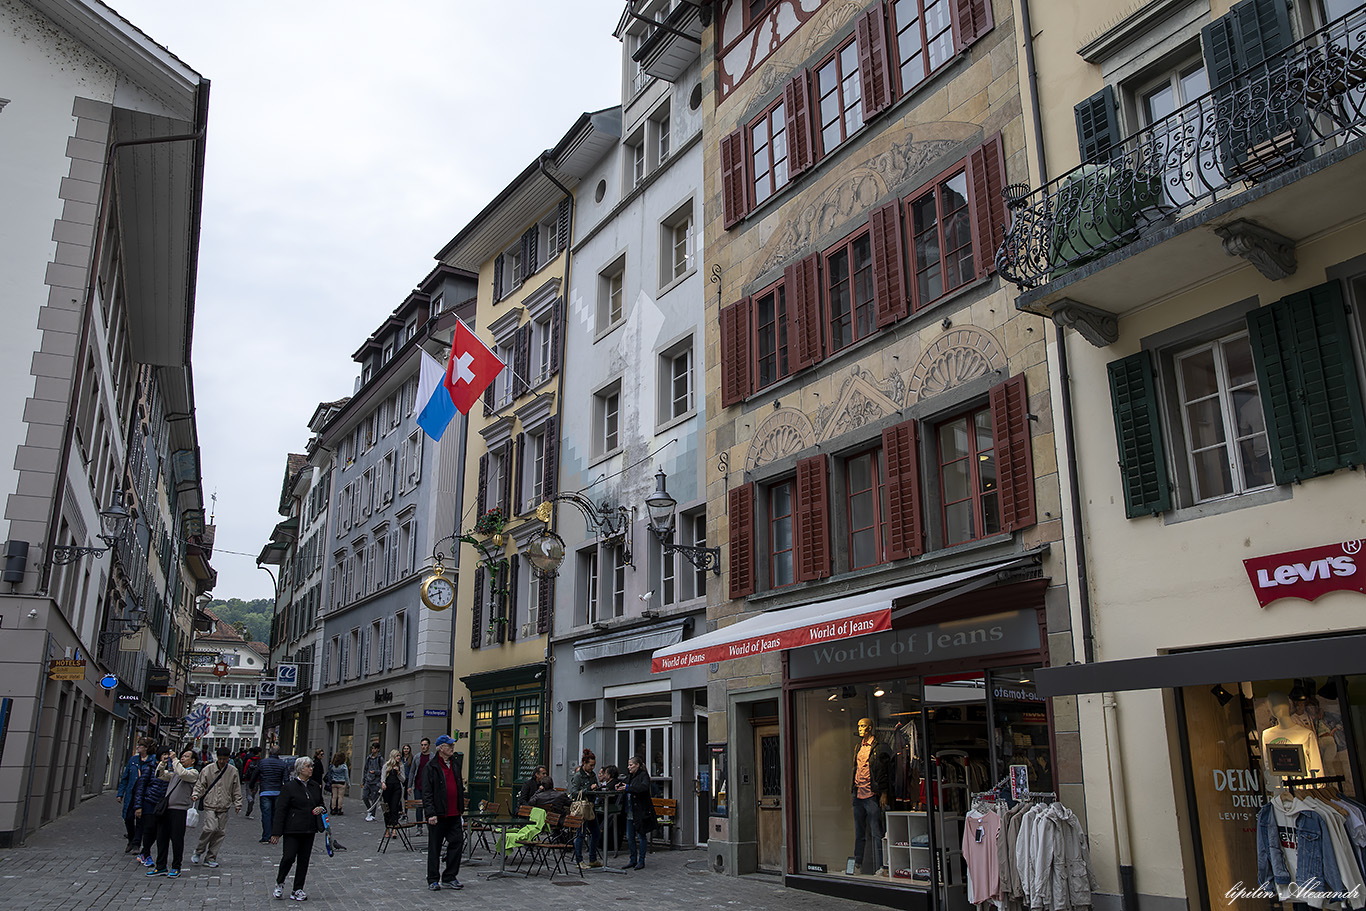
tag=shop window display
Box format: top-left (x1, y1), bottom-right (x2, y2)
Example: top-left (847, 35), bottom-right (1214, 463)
top-left (793, 667), bottom-right (1053, 904)
top-left (1181, 676), bottom-right (1366, 911)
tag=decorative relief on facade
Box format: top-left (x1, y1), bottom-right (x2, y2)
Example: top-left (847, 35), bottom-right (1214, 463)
top-left (718, 0), bottom-right (824, 101)
top-left (745, 408), bottom-right (817, 471)
top-left (816, 368), bottom-right (904, 442)
top-left (753, 136), bottom-right (963, 278)
top-left (905, 327), bottom-right (1006, 404)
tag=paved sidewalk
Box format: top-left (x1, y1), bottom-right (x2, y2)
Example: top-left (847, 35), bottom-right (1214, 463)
top-left (0, 793), bottom-right (870, 910)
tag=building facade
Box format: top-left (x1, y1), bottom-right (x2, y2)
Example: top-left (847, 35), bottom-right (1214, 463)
top-left (694, 0), bottom-right (1074, 906)
top-left (1004, 1), bottom-right (1366, 909)
top-left (548, 0), bottom-right (711, 847)
top-left (437, 112), bottom-right (619, 806)
top-left (0, 0), bottom-right (213, 846)
top-left (189, 610), bottom-right (267, 754)
top-left (311, 267), bottom-right (476, 773)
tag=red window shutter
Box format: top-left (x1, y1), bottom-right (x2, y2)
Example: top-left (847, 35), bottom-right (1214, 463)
top-left (870, 201), bottom-right (908, 328)
top-left (720, 297), bottom-right (753, 408)
top-left (882, 419), bottom-right (924, 559)
top-left (990, 374), bottom-right (1036, 532)
top-left (857, 4), bottom-right (893, 119)
top-left (784, 254), bottom-right (823, 370)
top-left (967, 132), bottom-right (1008, 278)
top-left (728, 483), bottom-right (756, 599)
top-left (720, 129), bottom-right (749, 229)
top-left (954, 0), bottom-right (995, 50)
top-left (795, 454), bottom-right (830, 581)
top-left (784, 72), bottom-right (815, 174)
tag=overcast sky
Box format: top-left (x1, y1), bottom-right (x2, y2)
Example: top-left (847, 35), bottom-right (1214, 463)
top-left (111, 1), bottom-right (628, 600)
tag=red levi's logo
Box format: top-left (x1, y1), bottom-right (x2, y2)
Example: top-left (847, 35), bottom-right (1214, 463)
top-left (1243, 540), bottom-right (1365, 608)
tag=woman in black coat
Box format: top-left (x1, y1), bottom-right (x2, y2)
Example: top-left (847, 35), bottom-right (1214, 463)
top-left (270, 756), bottom-right (326, 901)
top-left (614, 755), bottom-right (657, 871)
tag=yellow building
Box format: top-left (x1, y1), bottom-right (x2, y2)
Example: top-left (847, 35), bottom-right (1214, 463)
top-left (435, 112), bottom-right (618, 806)
top-left (1003, 1), bottom-right (1366, 910)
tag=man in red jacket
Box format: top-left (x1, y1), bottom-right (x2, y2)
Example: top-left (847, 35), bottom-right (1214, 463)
top-left (420, 735), bottom-right (464, 891)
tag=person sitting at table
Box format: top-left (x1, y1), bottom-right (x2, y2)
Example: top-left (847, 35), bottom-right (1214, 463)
top-left (520, 765), bottom-right (569, 814)
top-left (567, 749), bottom-right (603, 868)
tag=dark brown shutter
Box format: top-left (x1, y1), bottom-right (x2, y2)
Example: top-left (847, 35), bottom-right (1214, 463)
top-left (784, 72), bottom-right (814, 174)
top-left (990, 374), bottom-right (1036, 532)
top-left (477, 453), bottom-right (489, 516)
top-left (785, 254), bottom-right (823, 370)
top-left (542, 416), bottom-right (559, 502)
top-left (882, 419), bottom-right (924, 559)
top-left (471, 565), bottom-right (485, 650)
top-left (500, 439), bottom-right (514, 517)
top-left (537, 564), bottom-right (553, 634)
top-left (795, 454), bottom-right (830, 580)
top-left (857, 4), bottom-right (893, 119)
top-left (870, 201), bottom-right (908, 328)
top-left (556, 198), bottom-right (571, 254)
top-left (549, 298), bottom-right (563, 376)
top-left (720, 129), bottom-right (749, 229)
top-left (728, 483), bottom-right (755, 599)
top-left (513, 323), bottom-right (531, 396)
top-left (968, 132), bottom-right (1008, 278)
top-left (513, 432), bottom-right (526, 516)
top-left (720, 297), bottom-right (753, 408)
top-left (483, 382), bottom-right (494, 416)
top-left (506, 555), bottom-right (519, 642)
top-left (493, 254), bottom-right (505, 301)
top-left (522, 226), bottom-right (538, 279)
top-left (954, 0), bottom-right (995, 50)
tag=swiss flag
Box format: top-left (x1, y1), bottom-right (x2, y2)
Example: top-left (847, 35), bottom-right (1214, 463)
top-left (445, 318), bottom-right (505, 415)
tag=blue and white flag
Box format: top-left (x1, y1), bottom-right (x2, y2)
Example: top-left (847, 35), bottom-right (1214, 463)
top-left (415, 349), bottom-right (458, 441)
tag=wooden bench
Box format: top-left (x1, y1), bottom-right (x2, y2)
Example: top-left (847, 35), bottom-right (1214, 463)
top-left (650, 797), bottom-right (677, 847)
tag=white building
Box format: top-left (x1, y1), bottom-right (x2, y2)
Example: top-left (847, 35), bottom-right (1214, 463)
top-left (190, 610), bottom-right (267, 754)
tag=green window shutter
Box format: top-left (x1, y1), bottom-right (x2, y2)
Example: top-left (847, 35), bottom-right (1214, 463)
top-left (1246, 280), bottom-right (1366, 483)
top-left (1074, 85), bottom-right (1121, 164)
top-left (1108, 351), bottom-right (1172, 517)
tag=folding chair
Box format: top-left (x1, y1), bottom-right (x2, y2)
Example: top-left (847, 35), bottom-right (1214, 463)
top-left (466, 800), bottom-right (502, 859)
top-left (499, 806), bottom-right (547, 872)
top-left (528, 813), bottom-right (583, 880)
top-left (650, 798), bottom-right (678, 848)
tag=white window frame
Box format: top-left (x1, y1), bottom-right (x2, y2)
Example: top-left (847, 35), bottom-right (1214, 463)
top-left (598, 257), bottom-right (626, 335)
top-left (660, 200), bottom-right (695, 288)
top-left (593, 380), bottom-right (622, 458)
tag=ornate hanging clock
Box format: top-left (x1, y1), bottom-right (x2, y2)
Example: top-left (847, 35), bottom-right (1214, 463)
top-left (421, 561), bottom-right (455, 611)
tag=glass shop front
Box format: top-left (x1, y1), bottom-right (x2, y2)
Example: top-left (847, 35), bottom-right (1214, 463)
top-left (1180, 668), bottom-right (1366, 911)
top-left (784, 583), bottom-right (1054, 910)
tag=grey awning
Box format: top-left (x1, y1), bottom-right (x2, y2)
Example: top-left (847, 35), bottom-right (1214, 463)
top-left (574, 619), bottom-right (689, 663)
top-left (1035, 632), bottom-right (1366, 697)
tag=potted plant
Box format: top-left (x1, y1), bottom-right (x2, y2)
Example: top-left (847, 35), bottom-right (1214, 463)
top-left (473, 508), bottom-right (507, 538)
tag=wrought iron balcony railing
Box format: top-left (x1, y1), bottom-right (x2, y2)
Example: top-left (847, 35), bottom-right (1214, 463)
top-left (997, 9), bottom-right (1366, 291)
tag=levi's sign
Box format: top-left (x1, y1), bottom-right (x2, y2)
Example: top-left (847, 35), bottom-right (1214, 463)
top-left (1243, 540), bottom-right (1365, 608)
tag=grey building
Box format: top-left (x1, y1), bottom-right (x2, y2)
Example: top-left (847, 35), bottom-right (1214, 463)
top-left (549, 0), bottom-right (709, 846)
top-left (312, 267), bottom-right (476, 769)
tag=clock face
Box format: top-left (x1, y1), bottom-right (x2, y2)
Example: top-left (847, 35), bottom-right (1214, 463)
top-left (425, 577), bottom-right (454, 609)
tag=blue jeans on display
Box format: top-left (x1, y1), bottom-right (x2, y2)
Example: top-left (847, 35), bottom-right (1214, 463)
top-left (259, 794), bottom-right (278, 841)
top-left (625, 817), bottom-right (648, 867)
top-left (574, 816), bottom-right (602, 863)
top-left (852, 796), bottom-right (884, 870)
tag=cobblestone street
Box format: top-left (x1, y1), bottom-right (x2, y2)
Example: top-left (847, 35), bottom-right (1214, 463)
top-left (0, 794), bottom-right (869, 911)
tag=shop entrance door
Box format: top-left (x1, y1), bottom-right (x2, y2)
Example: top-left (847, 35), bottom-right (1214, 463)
top-left (755, 722), bottom-right (783, 872)
top-left (495, 728), bottom-right (516, 809)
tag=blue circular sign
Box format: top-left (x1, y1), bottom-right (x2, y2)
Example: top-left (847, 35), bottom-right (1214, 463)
top-left (99, 674), bottom-right (119, 691)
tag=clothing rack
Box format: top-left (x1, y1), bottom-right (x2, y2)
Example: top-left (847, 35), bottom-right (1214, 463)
top-left (1283, 774), bottom-right (1345, 793)
top-left (1023, 790), bottom-right (1057, 802)
top-left (973, 775), bottom-right (1010, 800)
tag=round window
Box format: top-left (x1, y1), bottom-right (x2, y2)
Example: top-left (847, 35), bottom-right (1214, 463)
top-left (689, 84), bottom-right (703, 111)
top-left (594, 179), bottom-right (607, 203)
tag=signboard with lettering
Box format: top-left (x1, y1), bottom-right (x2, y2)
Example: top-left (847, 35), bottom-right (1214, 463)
top-left (788, 610), bottom-right (1040, 679)
top-left (48, 659), bottom-right (86, 681)
top-left (1243, 539), bottom-right (1365, 607)
top-left (423, 709), bottom-right (448, 717)
top-left (276, 665), bottom-right (298, 688)
top-left (257, 681), bottom-right (277, 705)
top-left (146, 667), bottom-right (172, 695)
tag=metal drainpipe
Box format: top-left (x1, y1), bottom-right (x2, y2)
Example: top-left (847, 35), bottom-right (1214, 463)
top-left (1014, 0), bottom-right (1133, 908)
top-left (537, 152), bottom-right (575, 766)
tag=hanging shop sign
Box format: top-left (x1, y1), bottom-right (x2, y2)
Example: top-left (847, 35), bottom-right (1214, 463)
top-left (1242, 539), bottom-right (1365, 608)
top-left (276, 664), bottom-right (298, 688)
top-left (788, 609), bottom-right (1041, 679)
top-left (257, 681), bottom-right (277, 705)
top-left (99, 674), bottom-right (119, 690)
top-left (48, 659), bottom-right (86, 680)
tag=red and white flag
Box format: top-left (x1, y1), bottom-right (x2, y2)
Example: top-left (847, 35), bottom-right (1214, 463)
top-left (444, 318), bottom-right (505, 415)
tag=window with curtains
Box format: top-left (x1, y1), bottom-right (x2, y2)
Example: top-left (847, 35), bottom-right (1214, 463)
top-left (1107, 277), bottom-right (1366, 519)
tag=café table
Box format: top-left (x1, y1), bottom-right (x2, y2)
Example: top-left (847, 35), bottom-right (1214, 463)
top-left (587, 789), bottom-right (627, 875)
top-left (479, 817), bottom-right (531, 879)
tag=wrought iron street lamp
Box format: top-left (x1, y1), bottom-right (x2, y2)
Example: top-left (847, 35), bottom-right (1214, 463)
top-left (51, 488), bottom-right (134, 565)
top-left (644, 469), bottom-right (720, 575)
